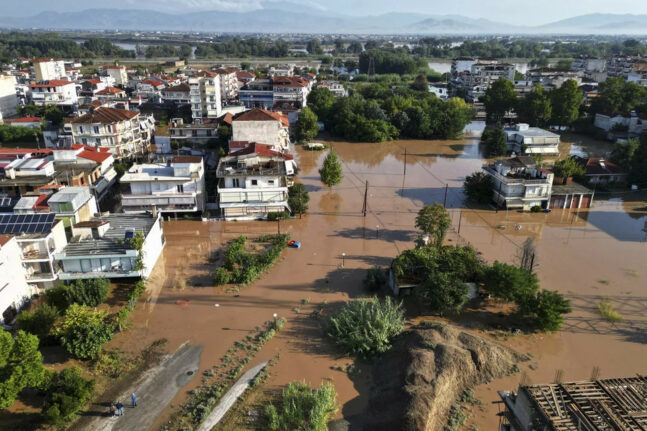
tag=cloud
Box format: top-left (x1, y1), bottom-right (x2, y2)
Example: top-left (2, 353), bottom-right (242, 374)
top-left (152, 0), bottom-right (263, 12)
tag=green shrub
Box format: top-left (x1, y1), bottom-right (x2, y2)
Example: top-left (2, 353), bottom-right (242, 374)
top-left (598, 299), bottom-right (622, 322)
top-left (212, 267), bottom-right (231, 285)
top-left (53, 304), bottom-right (114, 360)
top-left (114, 307), bottom-right (132, 331)
top-left (264, 381), bottom-right (337, 431)
top-left (363, 266), bottom-right (387, 292)
top-left (16, 303), bottom-right (59, 343)
top-left (267, 211), bottom-right (290, 221)
top-left (0, 330), bottom-right (45, 410)
top-left (417, 273), bottom-right (469, 315)
top-left (44, 285), bottom-right (70, 310)
top-left (42, 367), bottom-right (94, 425)
top-left (65, 278), bottom-right (110, 307)
top-left (328, 297), bottom-right (404, 358)
top-left (216, 235), bottom-right (288, 286)
top-left (530, 205), bottom-right (542, 213)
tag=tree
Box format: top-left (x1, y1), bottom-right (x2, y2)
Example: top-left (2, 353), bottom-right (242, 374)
top-left (306, 87), bottom-right (335, 123)
top-left (265, 381), bottom-right (337, 431)
top-left (415, 203), bottom-right (451, 247)
top-left (517, 84), bottom-right (552, 127)
top-left (66, 278), bottom-right (110, 307)
top-left (0, 330), bottom-right (45, 409)
top-left (53, 304), bottom-right (114, 360)
top-left (629, 136), bottom-right (647, 187)
top-left (610, 138), bottom-right (639, 170)
top-left (43, 105), bottom-right (64, 126)
top-left (288, 183), bottom-right (310, 217)
top-left (418, 272), bottom-right (469, 315)
top-left (439, 98), bottom-right (474, 139)
top-left (293, 107), bottom-right (319, 144)
top-left (307, 39), bottom-right (323, 55)
top-left (518, 290), bottom-right (571, 332)
top-left (411, 74), bottom-right (429, 91)
top-left (319, 150), bottom-right (343, 188)
top-left (217, 125), bottom-right (231, 142)
top-left (464, 171), bottom-right (494, 204)
top-left (480, 126), bottom-right (507, 157)
top-left (550, 79), bottom-right (582, 127)
top-left (327, 298), bottom-right (404, 358)
top-left (347, 41), bottom-right (363, 54)
top-left (552, 157), bottom-right (585, 179)
top-left (483, 78), bottom-right (517, 123)
top-left (42, 367), bottom-right (95, 425)
top-left (16, 303), bottom-right (59, 343)
top-left (484, 261), bottom-right (540, 303)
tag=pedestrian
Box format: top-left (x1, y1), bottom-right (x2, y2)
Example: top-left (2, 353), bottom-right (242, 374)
top-left (131, 393), bottom-right (137, 408)
top-left (109, 403), bottom-right (116, 417)
top-left (116, 401), bottom-right (124, 416)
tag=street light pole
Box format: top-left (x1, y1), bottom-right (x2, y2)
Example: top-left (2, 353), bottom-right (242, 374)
top-left (376, 225), bottom-right (379, 238)
top-left (341, 252), bottom-right (346, 267)
top-left (273, 313), bottom-right (278, 329)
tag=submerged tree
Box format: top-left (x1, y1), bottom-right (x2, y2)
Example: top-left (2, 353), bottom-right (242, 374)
top-left (319, 150), bottom-right (343, 188)
top-left (415, 203), bottom-right (451, 247)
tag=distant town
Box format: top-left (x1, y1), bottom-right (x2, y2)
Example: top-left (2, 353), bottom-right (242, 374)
top-left (0, 25), bottom-right (646, 431)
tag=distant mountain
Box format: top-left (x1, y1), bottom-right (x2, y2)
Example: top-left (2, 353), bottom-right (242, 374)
top-left (1, 9), bottom-right (646, 35)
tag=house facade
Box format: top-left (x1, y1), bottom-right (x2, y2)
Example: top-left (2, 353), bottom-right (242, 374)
top-left (231, 108), bottom-right (290, 152)
top-left (214, 68), bottom-right (239, 102)
top-left (504, 124), bottom-right (560, 155)
top-left (189, 72), bottom-right (222, 120)
top-left (0, 235), bottom-right (34, 324)
top-left (119, 156), bottom-right (205, 214)
top-left (483, 156), bottom-right (554, 210)
top-left (30, 80), bottom-right (78, 106)
top-left (573, 156), bottom-right (628, 185)
top-left (0, 74), bottom-right (19, 122)
top-left (168, 118), bottom-right (218, 144)
top-left (216, 143), bottom-right (296, 220)
top-left (32, 58), bottom-right (66, 82)
top-left (161, 83), bottom-right (191, 104)
top-left (451, 58), bottom-right (515, 101)
top-left (47, 186), bottom-right (99, 235)
top-left (103, 65), bottom-right (128, 87)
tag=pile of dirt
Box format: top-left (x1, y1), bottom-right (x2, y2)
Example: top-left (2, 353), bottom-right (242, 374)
top-left (362, 322), bottom-right (527, 431)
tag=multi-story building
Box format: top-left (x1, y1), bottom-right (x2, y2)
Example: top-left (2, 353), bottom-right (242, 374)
top-left (95, 86), bottom-right (127, 100)
top-left (239, 77), bottom-right (310, 110)
top-left (189, 72), bottom-right (222, 121)
top-left (571, 56), bottom-right (606, 81)
top-left (51, 145), bottom-right (117, 202)
top-left (526, 68), bottom-right (581, 90)
top-left (47, 187), bottom-right (99, 237)
top-left (627, 61), bottom-right (647, 87)
top-left (238, 79), bottom-right (274, 109)
top-left (103, 65), bottom-right (129, 87)
top-left (119, 156), bottom-right (205, 214)
top-left (32, 58), bottom-right (66, 82)
top-left (504, 124), bottom-right (560, 155)
top-left (606, 55), bottom-right (644, 78)
top-left (451, 58), bottom-right (515, 101)
top-left (67, 107), bottom-right (153, 158)
top-left (161, 83), bottom-right (191, 104)
top-left (216, 143), bottom-right (297, 220)
top-left (0, 235), bottom-right (34, 324)
top-left (54, 213), bottom-right (164, 280)
top-left (0, 74), bottom-right (19, 121)
top-left (316, 81), bottom-right (348, 98)
top-left (269, 65), bottom-right (294, 77)
top-left (168, 118), bottom-right (218, 144)
top-left (30, 80), bottom-right (78, 107)
top-left (214, 68), bottom-right (239, 102)
top-left (231, 108), bottom-right (290, 152)
top-left (482, 156), bottom-right (553, 210)
top-left (0, 213), bottom-right (68, 290)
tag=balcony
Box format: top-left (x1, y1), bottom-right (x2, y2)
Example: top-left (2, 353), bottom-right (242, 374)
top-left (21, 249), bottom-right (51, 261)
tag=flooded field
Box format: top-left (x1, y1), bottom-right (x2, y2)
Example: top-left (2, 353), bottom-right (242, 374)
top-left (110, 134), bottom-right (647, 430)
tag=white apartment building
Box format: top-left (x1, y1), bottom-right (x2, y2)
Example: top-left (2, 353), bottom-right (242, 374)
top-left (317, 81), bottom-right (348, 98)
top-left (0, 235), bottom-right (33, 324)
top-left (526, 68), bottom-right (582, 90)
top-left (483, 156), bottom-right (554, 210)
top-left (628, 62), bottom-right (647, 88)
top-left (216, 143), bottom-right (297, 220)
top-left (0, 74), bottom-right (19, 122)
top-left (189, 72), bottom-right (222, 121)
top-left (103, 65), bottom-right (129, 87)
top-left (119, 156), bottom-right (205, 214)
top-left (504, 124), bottom-right (560, 155)
top-left (67, 107), bottom-right (153, 158)
top-left (272, 76), bottom-right (310, 110)
top-left (451, 58), bottom-right (515, 100)
top-left (30, 80), bottom-right (77, 106)
top-left (161, 83), bottom-right (191, 104)
top-left (32, 58), bottom-right (66, 82)
top-left (231, 108), bottom-right (290, 151)
top-left (214, 68), bottom-right (239, 102)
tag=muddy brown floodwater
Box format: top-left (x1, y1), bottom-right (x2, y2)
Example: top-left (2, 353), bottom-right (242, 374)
top-left (109, 135), bottom-right (647, 431)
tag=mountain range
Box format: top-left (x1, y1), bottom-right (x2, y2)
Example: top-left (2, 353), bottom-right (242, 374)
top-left (1, 7), bottom-right (646, 35)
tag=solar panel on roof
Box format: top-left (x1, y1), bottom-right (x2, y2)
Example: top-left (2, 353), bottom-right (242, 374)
top-left (26, 224), bottom-right (36, 233)
top-left (8, 215), bottom-right (17, 224)
top-left (0, 213), bottom-right (56, 234)
top-left (16, 215), bottom-right (25, 223)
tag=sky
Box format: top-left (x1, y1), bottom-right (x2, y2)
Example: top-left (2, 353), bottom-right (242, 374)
top-left (3, 0), bottom-right (647, 25)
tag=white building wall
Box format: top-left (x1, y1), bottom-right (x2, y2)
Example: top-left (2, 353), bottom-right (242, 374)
top-left (0, 75), bottom-right (18, 121)
top-left (0, 237), bottom-right (34, 323)
top-left (232, 121), bottom-right (281, 148)
top-left (141, 215), bottom-right (164, 279)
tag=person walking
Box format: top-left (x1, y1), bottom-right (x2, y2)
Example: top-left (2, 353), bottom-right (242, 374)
top-left (109, 403), bottom-right (116, 417)
top-left (116, 401), bottom-right (124, 416)
top-left (131, 393), bottom-right (137, 408)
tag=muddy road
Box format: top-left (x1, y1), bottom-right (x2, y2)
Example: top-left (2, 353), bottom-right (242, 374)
top-left (108, 136), bottom-right (647, 430)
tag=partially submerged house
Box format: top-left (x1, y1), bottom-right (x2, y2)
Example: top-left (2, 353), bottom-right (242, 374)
top-left (54, 213), bottom-right (164, 280)
top-left (573, 156), bottom-right (628, 185)
top-left (483, 156), bottom-right (554, 210)
top-left (504, 124), bottom-right (560, 155)
top-left (231, 108), bottom-right (290, 152)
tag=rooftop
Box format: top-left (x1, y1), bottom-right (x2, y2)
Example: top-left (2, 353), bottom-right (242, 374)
top-left (70, 107), bottom-right (139, 124)
top-left (234, 108), bottom-right (289, 127)
top-left (30, 80), bottom-right (75, 88)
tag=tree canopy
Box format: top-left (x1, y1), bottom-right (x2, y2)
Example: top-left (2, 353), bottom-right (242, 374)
top-left (483, 79), bottom-right (517, 123)
top-left (265, 381), bottom-right (337, 431)
top-left (52, 304), bottom-right (114, 360)
top-left (319, 150), bottom-right (343, 188)
top-left (464, 171), bottom-right (494, 204)
top-left (481, 126), bottom-right (507, 157)
top-left (415, 203), bottom-right (451, 247)
top-left (293, 107), bottom-right (319, 144)
top-left (0, 330), bottom-right (45, 409)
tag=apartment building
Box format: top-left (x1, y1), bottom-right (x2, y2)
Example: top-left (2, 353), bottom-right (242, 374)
top-left (119, 156), bottom-right (205, 214)
top-left (504, 124), bottom-right (560, 155)
top-left (51, 145), bottom-right (117, 202)
top-left (32, 58), bottom-right (66, 81)
top-left (161, 83), bottom-right (191, 104)
top-left (606, 55), bottom-right (644, 78)
top-left (0, 235), bottom-right (33, 324)
top-left (216, 143), bottom-right (297, 220)
top-left (451, 58), bottom-right (515, 100)
top-left (67, 107), bottom-right (153, 158)
top-left (0, 74), bottom-right (19, 121)
top-left (103, 65), bottom-right (128, 87)
top-left (627, 61), bottom-right (647, 87)
top-left (47, 187), bottom-right (99, 236)
top-left (214, 68), bottom-right (239, 102)
top-left (30, 80), bottom-right (77, 106)
top-left (272, 76), bottom-right (311, 110)
top-left (231, 108), bottom-right (290, 152)
top-left (482, 156), bottom-right (554, 210)
top-left (168, 118), bottom-right (218, 144)
top-left (54, 213), bottom-right (164, 280)
top-left (189, 72), bottom-right (222, 121)
top-left (526, 68), bottom-right (581, 90)
top-left (238, 79), bottom-right (274, 109)
top-left (316, 81), bottom-right (348, 98)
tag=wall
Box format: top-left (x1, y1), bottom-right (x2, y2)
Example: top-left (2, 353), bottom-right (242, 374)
top-left (141, 215), bottom-right (165, 278)
top-left (0, 237), bottom-right (34, 323)
top-left (232, 121), bottom-right (280, 148)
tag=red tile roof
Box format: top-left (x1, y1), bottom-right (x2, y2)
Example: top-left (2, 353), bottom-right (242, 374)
top-left (234, 108), bottom-right (289, 127)
top-left (96, 86), bottom-right (125, 95)
top-left (172, 155), bottom-right (203, 164)
top-left (272, 76), bottom-right (309, 88)
top-left (78, 150), bottom-right (112, 163)
top-left (30, 80), bottom-right (75, 88)
top-left (0, 235), bottom-right (13, 246)
top-left (163, 83), bottom-right (190, 92)
top-left (85, 79), bottom-right (102, 85)
top-left (236, 71), bottom-right (255, 79)
top-left (8, 117), bottom-right (42, 123)
top-left (70, 107), bottom-right (139, 124)
top-left (229, 142), bottom-right (293, 160)
top-left (141, 79), bottom-right (165, 87)
top-left (222, 112), bottom-right (233, 126)
top-left (32, 57), bottom-right (62, 63)
top-left (576, 157), bottom-right (626, 176)
top-left (0, 148), bottom-right (53, 156)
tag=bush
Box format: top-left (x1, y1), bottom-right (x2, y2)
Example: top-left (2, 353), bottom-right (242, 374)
top-left (598, 299), bottom-right (622, 322)
top-left (464, 171), bottom-right (494, 204)
top-left (417, 272), bottom-right (469, 315)
top-left (16, 303), bottom-right (59, 344)
top-left (212, 267), bottom-right (231, 286)
top-left (481, 126), bottom-right (507, 157)
top-left (42, 367), bottom-right (94, 425)
top-left (53, 304), bottom-right (114, 360)
top-left (215, 235), bottom-right (288, 286)
top-left (66, 278), bottom-right (110, 307)
top-left (288, 183), bottom-right (310, 217)
top-left (328, 297), bottom-right (404, 358)
top-left (484, 261), bottom-right (540, 303)
top-left (44, 285), bottom-right (70, 310)
top-left (530, 205), bottom-right (542, 213)
top-left (114, 307), bottom-right (132, 331)
top-left (363, 266), bottom-right (386, 292)
top-left (518, 289), bottom-right (571, 332)
top-left (552, 157), bottom-right (585, 179)
top-left (0, 330), bottom-right (45, 410)
top-left (264, 381), bottom-right (337, 431)
top-left (267, 211), bottom-right (290, 221)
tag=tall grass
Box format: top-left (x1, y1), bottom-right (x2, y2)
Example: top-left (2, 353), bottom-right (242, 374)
top-left (598, 299), bottom-right (622, 322)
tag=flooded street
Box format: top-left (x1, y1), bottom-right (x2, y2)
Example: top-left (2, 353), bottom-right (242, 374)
top-left (110, 135), bottom-right (647, 430)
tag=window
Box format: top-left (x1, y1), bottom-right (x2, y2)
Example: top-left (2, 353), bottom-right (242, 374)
top-left (93, 126), bottom-right (100, 134)
top-left (232, 178), bottom-right (240, 188)
top-left (177, 184), bottom-right (184, 193)
top-left (251, 180), bottom-right (258, 186)
top-left (268, 180), bottom-right (275, 185)
top-left (81, 138), bottom-right (87, 145)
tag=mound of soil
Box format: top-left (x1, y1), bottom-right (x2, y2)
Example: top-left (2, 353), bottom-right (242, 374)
top-left (363, 322), bottom-right (527, 431)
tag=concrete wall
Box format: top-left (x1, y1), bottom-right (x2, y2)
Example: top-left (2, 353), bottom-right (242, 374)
top-left (232, 121), bottom-right (280, 148)
top-left (141, 215), bottom-right (165, 278)
top-left (0, 237), bottom-right (34, 323)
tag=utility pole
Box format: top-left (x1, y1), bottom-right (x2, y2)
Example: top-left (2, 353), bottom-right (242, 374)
top-left (362, 180), bottom-right (368, 217)
top-left (403, 148), bottom-right (407, 176)
top-left (443, 184), bottom-right (448, 208)
top-left (458, 210), bottom-right (463, 234)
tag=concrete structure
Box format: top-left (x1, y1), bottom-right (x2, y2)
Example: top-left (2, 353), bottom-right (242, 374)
top-left (189, 72), bottom-right (222, 121)
top-left (238, 79), bottom-right (274, 109)
top-left (317, 81), bottom-right (348, 98)
top-left (30, 80), bottom-right (77, 106)
top-left (0, 74), bottom-right (19, 122)
top-left (168, 118), bottom-right (218, 144)
top-left (593, 112), bottom-right (647, 138)
top-left (504, 124), bottom-right (560, 155)
top-left (499, 377), bottom-right (647, 431)
top-left (628, 61), bottom-right (647, 87)
top-left (428, 83), bottom-right (449, 100)
top-left (103, 65), bottom-right (128, 87)
top-left (606, 55), bottom-right (644, 78)
top-left (119, 156), bottom-right (205, 214)
top-left (526, 68), bottom-right (581, 90)
top-left (47, 186), bottom-right (99, 234)
top-left (451, 58), bottom-right (515, 100)
top-left (0, 235), bottom-right (34, 324)
top-left (239, 76), bottom-right (311, 110)
top-left (231, 108), bottom-right (290, 152)
top-left (55, 213), bottom-right (165, 280)
top-left (549, 182), bottom-right (594, 209)
top-left (32, 58), bottom-right (66, 82)
top-left (52, 145), bottom-right (117, 202)
top-left (216, 143), bottom-right (296, 220)
top-left (67, 107), bottom-right (153, 158)
top-left (161, 83), bottom-right (191, 104)
top-left (214, 68), bottom-right (239, 102)
top-left (483, 156), bottom-right (554, 210)
top-left (6, 117), bottom-right (42, 129)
